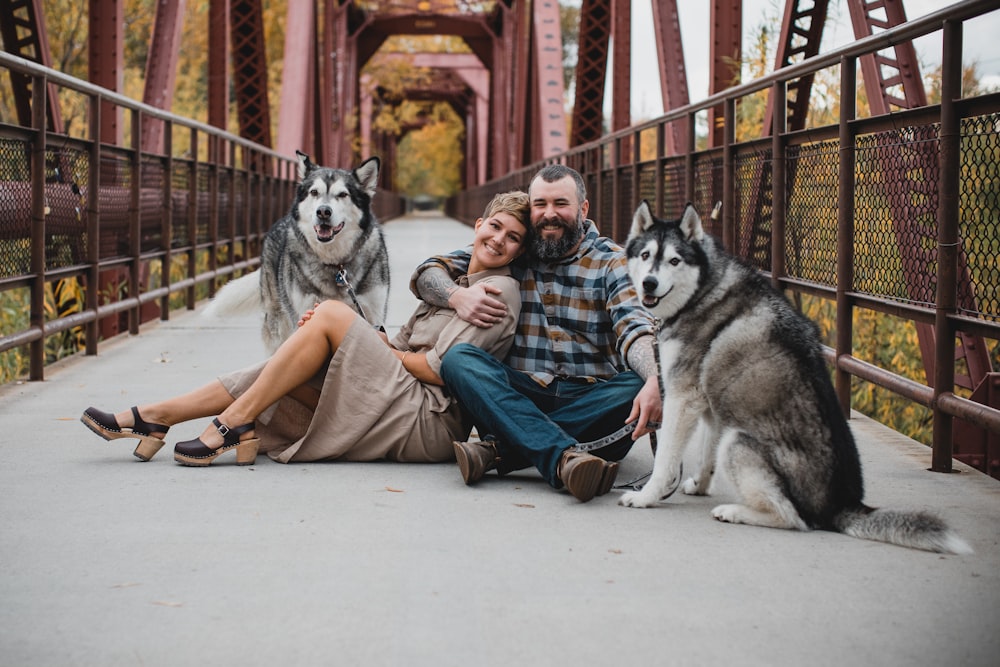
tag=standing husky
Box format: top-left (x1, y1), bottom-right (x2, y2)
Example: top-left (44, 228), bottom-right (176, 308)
top-left (205, 152), bottom-right (389, 352)
top-left (620, 201), bottom-right (970, 554)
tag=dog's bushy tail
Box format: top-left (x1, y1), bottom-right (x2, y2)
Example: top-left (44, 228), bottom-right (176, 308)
top-left (201, 271), bottom-right (261, 318)
top-left (834, 506), bottom-right (972, 554)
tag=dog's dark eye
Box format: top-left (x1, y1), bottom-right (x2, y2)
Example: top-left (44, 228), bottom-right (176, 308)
top-left (310, 189), bottom-right (319, 197)
top-left (337, 192), bottom-right (349, 199)
top-left (669, 258), bottom-right (681, 266)
top-left (640, 251), bottom-right (650, 260)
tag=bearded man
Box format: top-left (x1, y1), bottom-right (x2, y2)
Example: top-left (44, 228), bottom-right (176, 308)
top-left (410, 164), bottom-right (662, 502)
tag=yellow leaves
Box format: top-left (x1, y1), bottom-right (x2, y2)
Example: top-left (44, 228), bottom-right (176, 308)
top-left (800, 293), bottom-right (934, 445)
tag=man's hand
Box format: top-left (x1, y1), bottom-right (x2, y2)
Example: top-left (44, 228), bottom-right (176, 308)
top-left (448, 283), bottom-right (507, 328)
top-left (627, 375), bottom-right (663, 440)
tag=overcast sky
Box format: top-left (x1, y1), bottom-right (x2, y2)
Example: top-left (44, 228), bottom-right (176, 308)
top-left (621, 0), bottom-right (1000, 118)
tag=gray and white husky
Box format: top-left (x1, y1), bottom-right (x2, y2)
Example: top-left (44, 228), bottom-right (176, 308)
top-left (204, 152), bottom-right (389, 352)
top-left (620, 201), bottom-right (970, 554)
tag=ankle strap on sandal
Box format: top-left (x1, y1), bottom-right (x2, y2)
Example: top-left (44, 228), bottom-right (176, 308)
top-left (213, 418), bottom-right (254, 439)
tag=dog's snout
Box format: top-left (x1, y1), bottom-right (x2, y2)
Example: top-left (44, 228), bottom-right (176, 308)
top-left (642, 276), bottom-right (658, 293)
top-left (316, 205), bottom-right (332, 221)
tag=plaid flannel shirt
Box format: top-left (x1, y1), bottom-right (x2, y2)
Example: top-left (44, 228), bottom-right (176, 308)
top-left (410, 220), bottom-right (655, 386)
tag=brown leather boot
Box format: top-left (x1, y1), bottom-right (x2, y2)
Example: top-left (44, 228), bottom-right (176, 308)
top-left (557, 449), bottom-right (607, 502)
top-left (596, 459), bottom-right (619, 496)
top-left (452, 440), bottom-right (499, 485)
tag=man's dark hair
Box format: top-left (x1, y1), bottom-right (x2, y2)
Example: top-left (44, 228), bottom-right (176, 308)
top-left (533, 164), bottom-right (587, 204)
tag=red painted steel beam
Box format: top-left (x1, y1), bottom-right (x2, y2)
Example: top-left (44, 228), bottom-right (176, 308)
top-left (317, 0), bottom-right (337, 164)
top-left (89, 0), bottom-right (124, 145)
top-left (230, 0), bottom-right (272, 149)
top-left (208, 0), bottom-right (229, 133)
top-left (849, 0), bottom-right (927, 114)
top-left (763, 0), bottom-right (830, 134)
top-left (571, 0), bottom-right (610, 147)
top-left (0, 0), bottom-right (63, 132)
top-left (141, 0), bottom-right (186, 154)
top-left (530, 0), bottom-right (568, 161)
top-left (276, 0), bottom-right (317, 159)
top-left (329, 1), bottom-right (355, 166)
top-left (708, 0), bottom-right (741, 148)
top-left (610, 0), bottom-right (630, 133)
top-left (651, 0), bottom-right (690, 155)
top-left (492, 1), bottom-right (518, 178)
top-left (357, 13), bottom-right (494, 68)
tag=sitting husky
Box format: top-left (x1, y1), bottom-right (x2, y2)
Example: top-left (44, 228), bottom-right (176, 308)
top-left (205, 152), bottom-right (389, 352)
top-left (620, 201), bottom-right (970, 554)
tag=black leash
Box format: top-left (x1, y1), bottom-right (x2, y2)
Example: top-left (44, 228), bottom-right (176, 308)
top-left (610, 317), bottom-right (674, 493)
top-left (567, 317), bottom-right (668, 492)
top-left (335, 266), bottom-right (383, 331)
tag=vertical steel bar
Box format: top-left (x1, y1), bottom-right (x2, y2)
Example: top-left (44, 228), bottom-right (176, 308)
top-left (836, 56), bottom-right (857, 416)
top-left (685, 111), bottom-right (695, 204)
top-left (29, 72), bottom-right (47, 380)
top-left (85, 91), bottom-right (101, 354)
top-left (89, 0), bottom-right (124, 145)
top-left (630, 128), bottom-right (640, 232)
top-left (208, 134), bottom-right (219, 298)
top-left (208, 0), bottom-right (229, 131)
top-left (129, 109), bottom-right (142, 334)
top-left (932, 20), bottom-right (963, 473)
top-left (722, 97), bottom-right (735, 252)
top-left (655, 122), bottom-right (665, 215)
top-left (186, 129), bottom-right (198, 309)
top-left (228, 140), bottom-right (237, 269)
top-left (611, 136), bottom-right (621, 240)
top-left (770, 80), bottom-right (786, 290)
top-left (708, 0), bottom-right (742, 149)
top-left (651, 0), bottom-right (690, 155)
top-left (611, 0), bottom-right (631, 136)
top-left (593, 145), bottom-right (604, 235)
top-left (162, 119), bottom-right (173, 321)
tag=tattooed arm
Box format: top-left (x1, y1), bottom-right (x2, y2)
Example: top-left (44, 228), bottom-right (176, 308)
top-left (415, 265), bottom-right (508, 328)
top-left (625, 334), bottom-right (662, 439)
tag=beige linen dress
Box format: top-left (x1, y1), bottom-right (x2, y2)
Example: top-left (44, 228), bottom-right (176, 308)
top-left (218, 267), bottom-right (520, 463)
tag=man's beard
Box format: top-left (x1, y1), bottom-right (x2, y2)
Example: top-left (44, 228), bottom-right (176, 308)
top-left (531, 214), bottom-right (584, 261)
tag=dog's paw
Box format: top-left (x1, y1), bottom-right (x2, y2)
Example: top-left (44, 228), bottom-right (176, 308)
top-left (681, 477), bottom-right (704, 495)
top-left (711, 504), bottom-right (745, 524)
top-left (619, 490), bottom-right (658, 508)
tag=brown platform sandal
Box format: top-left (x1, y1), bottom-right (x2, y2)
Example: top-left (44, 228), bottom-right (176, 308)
top-left (80, 406), bottom-right (169, 461)
top-left (173, 418), bottom-right (259, 467)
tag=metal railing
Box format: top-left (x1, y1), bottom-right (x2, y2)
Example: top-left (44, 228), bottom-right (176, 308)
top-left (0, 50), bottom-right (403, 382)
top-left (447, 0), bottom-right (1000, 476)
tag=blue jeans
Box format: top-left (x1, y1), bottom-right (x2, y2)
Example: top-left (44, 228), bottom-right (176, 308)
top-left (440, 343), bottom-right (643, 487)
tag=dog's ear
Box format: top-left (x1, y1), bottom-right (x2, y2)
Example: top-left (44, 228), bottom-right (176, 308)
top-left (354, 157), bottom-right (380, 197)
top-left (628, 200), bottom-right (655, 241)
top-left (679, 203), bottom-right (704, 242)
top-left (296, 151), bottom-right (316, 180)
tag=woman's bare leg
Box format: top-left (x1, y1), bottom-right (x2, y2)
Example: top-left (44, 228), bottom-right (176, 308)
top-left (111, 301), bottom-right (358, 444)
top-left (196, 300), bottom-right (359, 447)
top-left (111, 381), bottom-right (235, 438)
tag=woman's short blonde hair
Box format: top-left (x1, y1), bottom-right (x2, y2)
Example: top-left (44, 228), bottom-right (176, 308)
top-left (482, 190), bottom-right (529, 228)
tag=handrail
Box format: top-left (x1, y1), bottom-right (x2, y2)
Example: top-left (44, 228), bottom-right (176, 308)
top-left (0, 50), bottom-right (300, 380)
top-left (0, 50), bottom-right (289, 159)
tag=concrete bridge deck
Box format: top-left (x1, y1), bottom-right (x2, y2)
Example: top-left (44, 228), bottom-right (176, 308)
top-left (1, 213), bottom-right (998, 666)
